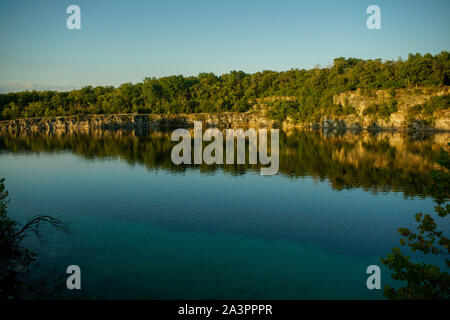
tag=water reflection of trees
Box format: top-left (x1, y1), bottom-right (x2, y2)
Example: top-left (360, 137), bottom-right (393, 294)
top-left (0, 129), bottom-right (448, 197)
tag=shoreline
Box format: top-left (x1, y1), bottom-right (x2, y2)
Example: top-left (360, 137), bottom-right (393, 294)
top-left (0, 113), bottom-right (449, 133)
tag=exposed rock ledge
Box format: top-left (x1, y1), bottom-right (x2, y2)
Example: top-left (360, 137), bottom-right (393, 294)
top-left (0, 112), bottom-right (448, 134)
top-left (0, 113), bottom-right (276, 134)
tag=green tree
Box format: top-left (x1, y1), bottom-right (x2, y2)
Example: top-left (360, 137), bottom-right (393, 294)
top-left (0, 52), bottom-right (448, 120)
top-left (0, 178), bottom-right (68, 299)
top-left (381, 147), bottom-right (449, 299)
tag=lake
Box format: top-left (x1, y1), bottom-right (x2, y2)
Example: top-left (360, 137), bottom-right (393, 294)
top-left (0, 128), bottom-right (448, 299)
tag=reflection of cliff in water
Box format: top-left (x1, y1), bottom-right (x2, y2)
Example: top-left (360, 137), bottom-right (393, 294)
top-left (0, 129), bottom-right (448, 197)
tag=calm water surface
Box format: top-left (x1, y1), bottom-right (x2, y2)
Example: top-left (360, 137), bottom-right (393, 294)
top-left (0, 129), bottom-right (448, 299)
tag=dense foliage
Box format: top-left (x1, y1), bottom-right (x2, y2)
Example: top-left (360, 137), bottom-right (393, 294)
top-left (363, 99), bottom-right (399, 120)
top-left (1, 52), bottom-right (449, 121)
top-left (382, 147), bottom-right (449, 299)
top-left (406, 94), bottom-right (450, 124)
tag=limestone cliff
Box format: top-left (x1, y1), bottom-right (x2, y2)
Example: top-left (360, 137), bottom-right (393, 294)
top-left (0, 87), bottom-right (448, 133)
top-left (0, 112), bottom-right (276, 134)
top-left (330, 87), bottom-right (450, 131)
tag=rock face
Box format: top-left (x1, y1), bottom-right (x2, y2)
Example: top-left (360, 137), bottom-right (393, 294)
top-left (1, 87), bottom-right (449, 133)
top-left (275, 88), bottom-right (449, 132)
top-left (0, 113), bottom-right (276, 134)
top-left (321, 118), bottom-right (347, 130)
top-left (331, 87), bottom-right (450, 131)
top-left (0, 109), bottom-right (448, 134)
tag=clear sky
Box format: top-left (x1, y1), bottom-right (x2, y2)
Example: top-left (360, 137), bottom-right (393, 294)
top-left (0, 0), bottom-right (449, 91)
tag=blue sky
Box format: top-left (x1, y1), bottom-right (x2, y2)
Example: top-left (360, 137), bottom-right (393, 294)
top-left (0, 0), bottom-right (449, 91)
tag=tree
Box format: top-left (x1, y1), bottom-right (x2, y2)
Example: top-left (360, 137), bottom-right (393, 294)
top-left (0, 52), bottom-right (448, 120)
top-left (381, 147), bottom-right (449, 299)
top-left (0, 178), bottom-right (68, 299)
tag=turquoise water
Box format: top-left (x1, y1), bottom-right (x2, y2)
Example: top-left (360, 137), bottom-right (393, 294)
top-left (0, 130), bottom-right (448, 299)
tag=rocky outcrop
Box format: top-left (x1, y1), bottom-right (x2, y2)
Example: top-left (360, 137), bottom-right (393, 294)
top-left (332, 87), bottom-right (450, 131)
top-left (276, 87), bottom-right (449, 131)
top-left (1, 109), bottom-right (448, 134)
top-left (1, 87), bottom-right (448, 133)
top-left (0, 112), bottom-right (276, 134)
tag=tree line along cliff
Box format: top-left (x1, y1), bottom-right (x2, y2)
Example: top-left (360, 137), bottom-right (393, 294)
top-left (0, 52), bottom-right (449, 128)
